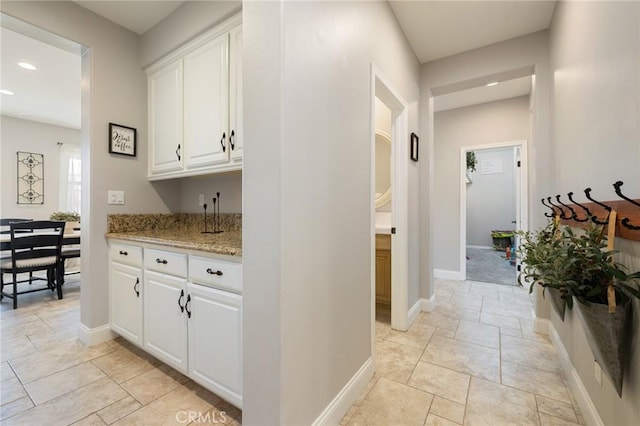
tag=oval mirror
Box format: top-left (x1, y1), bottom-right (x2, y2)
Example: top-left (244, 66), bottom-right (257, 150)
top-left (375, 130), bottom-right (392, 208)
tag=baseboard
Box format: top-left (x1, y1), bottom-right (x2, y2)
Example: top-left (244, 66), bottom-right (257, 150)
top-left (78, 323), bottom-right (115, 346)
top-left (466, 245), bottom-right (493, 250)
top-left (312, 357), bottom-right (374, 426)
top-left (421, 295), bottom-right (436, 313)
top-left (408, 299), bottom-right (422, 327)
top-left (533, 316), bottom-right (550, 335)
top-left (549, 325), bottom-right (604, 426)
top-left (434, 269), bottom-right (464, 281)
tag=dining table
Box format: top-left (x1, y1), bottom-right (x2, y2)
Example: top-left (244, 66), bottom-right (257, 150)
top-left (0, 231), bottom-right (80, 251)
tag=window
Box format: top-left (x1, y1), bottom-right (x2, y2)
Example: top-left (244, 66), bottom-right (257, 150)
top-left (58, 144), bottom-right (81, 214)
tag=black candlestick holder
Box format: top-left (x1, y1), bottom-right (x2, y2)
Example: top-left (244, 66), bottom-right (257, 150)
top-left (201, 192), bottom-right (223, 234)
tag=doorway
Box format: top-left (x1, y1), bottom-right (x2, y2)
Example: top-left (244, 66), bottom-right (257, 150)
top-left (370, 64), bottom-right (409, 355)
top-left (460, 141), bottom-right (528, 284)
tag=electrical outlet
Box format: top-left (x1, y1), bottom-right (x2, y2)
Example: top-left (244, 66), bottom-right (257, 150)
top-left (198, 194), bottom-right (204, 206)
top-left (594, 361), bottom-right (602, 386)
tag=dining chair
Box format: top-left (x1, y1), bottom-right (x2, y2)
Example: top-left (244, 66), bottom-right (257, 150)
top-left (0, 220), bottom-right (65, 309)
top-left (0, 218), bottom-right (33, 234)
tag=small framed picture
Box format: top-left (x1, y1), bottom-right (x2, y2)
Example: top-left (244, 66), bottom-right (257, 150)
top-left (410, 132), bottom-right (419, 162)
top-left (109, 123), bottom-right (137, 157)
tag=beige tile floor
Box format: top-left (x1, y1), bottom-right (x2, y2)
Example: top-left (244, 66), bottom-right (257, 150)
top-left (342, 279), bottom-right (586, 426)
top-left (2, 276), bottom-right (584, 426)
top-left (0, 276), bottom-right (242, 426)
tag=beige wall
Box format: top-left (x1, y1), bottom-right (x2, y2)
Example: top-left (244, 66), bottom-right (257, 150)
top-left (433, 96), bottom-right (529, 272)
top-left (1, 116), bottom-right (80, 220)
top-left (549, 2), bottom-right (640, 424)
top-left (0, 1), bottom-right (181, 330)
top-left (243, 1), bottom-right (420, 423)
top-left (420, 30), bottom-right (551, 304)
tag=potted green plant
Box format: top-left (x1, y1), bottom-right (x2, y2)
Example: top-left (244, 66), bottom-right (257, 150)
top-left (465, 151), bottom-right (477, 183)
top-left (50, 211), bottom-right (80, 234)
top-left (517, 219), bottom-right (568, 320)
top-left (545, 224), bottom-right (640, 397)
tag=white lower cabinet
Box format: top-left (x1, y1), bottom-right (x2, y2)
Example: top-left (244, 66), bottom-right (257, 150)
top-left (110, 262), bottom-right (143, 346)
top-left (188, 283), bottom-right (242, 407)
top-left (143, 270), bottom-right (189, 373)
top-left (109, 240), bottom-right (242, 408)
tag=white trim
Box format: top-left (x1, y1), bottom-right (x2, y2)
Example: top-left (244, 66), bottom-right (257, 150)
top-left (466, 245), bottom-right (494, 250)
top-left (421, 295), bottom-right (436, 313)
top-left (407, 299), bottom-right (422, 327)
top-left (549, 325), bottom-right (604, 426)
top-left (371, 63), bottom-right (410, 332)
top-left (145, 12), bottom-right (242, 73)
top-left (434, 269), bottom-right (464, 281)
top-left (460, 140), bottom-right (528, 282)
top-left (312, 357), bottom-right (375, 426)
top-left (78, 323), bottom-right (115, 346)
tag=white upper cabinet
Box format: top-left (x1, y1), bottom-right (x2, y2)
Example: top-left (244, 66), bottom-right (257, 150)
top-left (146, 13), bottom-right (242, 181)
top-left (229, 25), bottom-right (243, 163)
top-left (148, 60), bottom-right (183, 174)
top-left (184, 34), bottom-right (229, 169)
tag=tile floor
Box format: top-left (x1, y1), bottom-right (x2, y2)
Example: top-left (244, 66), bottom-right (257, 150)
top-left (2, 276), bottom-right (584, 426)
top-left (0, 276), bottom-right (242, 426)
top-left (341, 279), bottom-right (586, 426)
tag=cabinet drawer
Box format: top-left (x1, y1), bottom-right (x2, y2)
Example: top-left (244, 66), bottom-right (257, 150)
top-left (189, 255), bottom-right (242, 294)
top-left (144, 248), bottom-right (187, 277)
top-left (110, 243), bottom-right (143, 267)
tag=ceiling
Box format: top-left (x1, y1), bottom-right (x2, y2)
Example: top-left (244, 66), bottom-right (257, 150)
top-left (434, 76), bottom-right (532, 112)
top-left (0, 1), bottom-right (555, 130)
top-left (389, 1), bottom-right (557, 63)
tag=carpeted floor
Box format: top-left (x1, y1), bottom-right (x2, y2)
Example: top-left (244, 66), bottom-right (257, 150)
top-left (466, 247), bottom-right (517, 286)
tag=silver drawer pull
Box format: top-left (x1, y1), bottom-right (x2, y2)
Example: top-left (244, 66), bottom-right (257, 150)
top-left (156, 258), bottom-right (168, 265)
top-left (206, 268), bottom-right (223, 276)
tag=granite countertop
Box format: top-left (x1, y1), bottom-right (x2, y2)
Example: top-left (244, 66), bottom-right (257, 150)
top-left (106, 228), bottom-right (242, 257)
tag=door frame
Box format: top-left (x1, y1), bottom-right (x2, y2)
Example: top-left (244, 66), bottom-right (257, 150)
top-left (459, 140), bottom-right (528, 280)
top-left (370, 63), bottom-right (410, 356)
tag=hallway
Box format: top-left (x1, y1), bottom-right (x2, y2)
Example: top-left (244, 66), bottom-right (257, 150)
top-left (342, 279), bottom-right (584, 425)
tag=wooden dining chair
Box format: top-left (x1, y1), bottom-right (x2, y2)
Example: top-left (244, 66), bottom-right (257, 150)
top-left (0, 220), bottom-right (65, 309)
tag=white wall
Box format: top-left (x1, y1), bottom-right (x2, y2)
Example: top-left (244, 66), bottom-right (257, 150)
top-left (178, 173), bottom-right (242, 213)
top-left (1, 116), bottom-right (80, 219)
top-left (466, 147), bottom-right (517, 248)
top-left (139, 1), bottom-right (240, 68)
top-left (549, 2), bottom-right (640, 424)
top-left (420, 30), bottom-right (551, 304)
top-left (0, 1), bottom-right (181, 331)
top-left (243, 1), bottom-right (420, 424)
top-left (433, 96), bottom-right (529, 271)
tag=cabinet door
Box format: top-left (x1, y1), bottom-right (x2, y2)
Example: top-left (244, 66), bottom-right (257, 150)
top-left (143, 270), bottom-right (188, 373)
top-left (148, 60), bottom-right (184, 174)
top-left (110, 262), bottom-right (143, 346)
top-left (229, 25), bottom-right (243, 164)
top-left (375, 250), bottom-right (392, 305)
top-left (187, 283), bottom-right (242, 408)
top-left (183, 34), bottom-right (229, 169)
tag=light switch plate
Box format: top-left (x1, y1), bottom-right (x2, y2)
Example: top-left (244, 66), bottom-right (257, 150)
top-left (108, 190), bottom-right (125, 205)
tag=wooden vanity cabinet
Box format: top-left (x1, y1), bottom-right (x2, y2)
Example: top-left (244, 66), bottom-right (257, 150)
top-left (375, 234), bottom-right (391, 305)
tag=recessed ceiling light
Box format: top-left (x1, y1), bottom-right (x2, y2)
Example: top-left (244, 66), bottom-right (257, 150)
top-left (18, 62), bottom-right (37, 70)
top-left (0, 89), bottom-right (15, 96)
top-left (486, 82), bottom-right (499, 87)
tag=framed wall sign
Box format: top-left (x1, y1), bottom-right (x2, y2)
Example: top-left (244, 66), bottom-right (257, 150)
top-left (109, 123), bottom-right (137, 157)
top-left (410, 132), bottom-right (419, 162)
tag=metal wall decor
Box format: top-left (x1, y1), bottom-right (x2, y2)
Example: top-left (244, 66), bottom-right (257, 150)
top-left (17, 151), bottom-right (44, 204)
